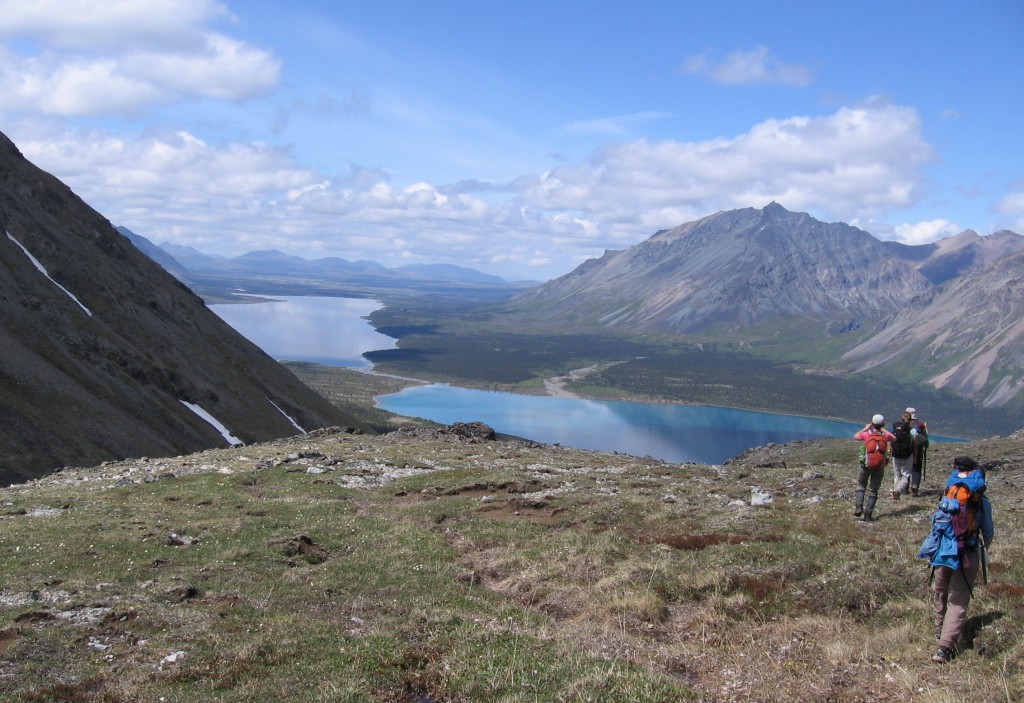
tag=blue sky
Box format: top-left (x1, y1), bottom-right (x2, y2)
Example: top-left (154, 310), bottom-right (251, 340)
top-left (1, 1), bottom-right (1022, 281)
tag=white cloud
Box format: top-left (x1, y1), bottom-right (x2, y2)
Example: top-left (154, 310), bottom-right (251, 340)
top-left (997, 187), bottom-right (1024, 232)
top-left (894, 219), bottom-right (962, 245)
top-left (0, 0), bottom-right (230, 49)
top-left (558, 111), bottom-right (670, 137)
top-left (682, 46), bottom-right (812, 87)
top-left (520, 102), bottom-right (934, 226)
top-left (8, 100), bottom-right (940, 280)
top-left (0, 1), bottom-right (277, 115)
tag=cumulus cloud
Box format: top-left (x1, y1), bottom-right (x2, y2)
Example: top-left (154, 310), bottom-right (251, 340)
top-left (0, 0), bottom-right (230, 49)
top-left (520, 102), bottom-right (934, 226)
top-left (9, 100), bottom-right (941, 279)
top-left (0, 0), bottom-right (278, 115)
top-left (681, 45), bottom-right (812, 87)
top-left (894, 219), bottom-right (962, 245)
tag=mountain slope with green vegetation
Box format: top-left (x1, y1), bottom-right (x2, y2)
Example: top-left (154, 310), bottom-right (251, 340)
top-left (2, 421), bottom-right (1022, 702)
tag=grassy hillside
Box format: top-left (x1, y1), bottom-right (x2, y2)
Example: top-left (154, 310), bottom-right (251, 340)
top-left (2, 424), bottom-right (1022, 701)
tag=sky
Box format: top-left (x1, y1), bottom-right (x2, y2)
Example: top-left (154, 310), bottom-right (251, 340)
top-left (1, 1), bottom-right (1022, 281)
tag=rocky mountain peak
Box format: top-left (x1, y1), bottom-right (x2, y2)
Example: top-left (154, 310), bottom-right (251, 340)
top-left (507, 203), bottom-right (1024, 406)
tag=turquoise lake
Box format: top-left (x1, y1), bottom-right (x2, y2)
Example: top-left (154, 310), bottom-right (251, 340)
top-left (210, 295), bottom-right (950, 464)
top-left (375, 384), bottom-right (864, 464)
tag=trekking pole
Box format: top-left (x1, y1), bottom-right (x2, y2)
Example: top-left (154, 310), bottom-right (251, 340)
top-left (981, 542), bottom-right (989, 586)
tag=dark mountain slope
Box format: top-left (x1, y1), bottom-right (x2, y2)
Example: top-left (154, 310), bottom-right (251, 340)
top-left (0, 131), bottom-right (368, 484)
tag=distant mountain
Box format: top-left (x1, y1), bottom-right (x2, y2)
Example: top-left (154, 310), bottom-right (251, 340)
top-left (0, 130), bottom-right (370, 484)
top-left (116, 226), bottom-right (190, 281)
top-left (141, 242), bottom-right (531, 302)
top-left (507, 203), bottom-right (1024, 406)
top-left (398, 262), bottom-right (505, 285)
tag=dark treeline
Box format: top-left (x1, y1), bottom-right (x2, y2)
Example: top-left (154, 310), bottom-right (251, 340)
top-left (364, 301), bottom-right (1022, 440)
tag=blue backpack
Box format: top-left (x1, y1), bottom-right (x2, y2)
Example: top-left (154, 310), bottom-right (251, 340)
top-left (918, 457), bottom-right (987, 572)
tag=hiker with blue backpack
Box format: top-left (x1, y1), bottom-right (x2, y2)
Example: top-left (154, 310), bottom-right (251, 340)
top-left (918, 456), bottom-right (995, 663)
top-left (852, 414), bottom-right (896, 521)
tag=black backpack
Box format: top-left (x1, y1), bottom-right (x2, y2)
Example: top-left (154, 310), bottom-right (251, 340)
top-left (891, 420), bottom-right (914, 458)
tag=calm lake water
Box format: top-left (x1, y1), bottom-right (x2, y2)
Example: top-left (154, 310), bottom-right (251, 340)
top-left (210, 295), bottom-right (949, 464)
top-left (210, 296), bottom-right (396, 367)
top-left (375, 384), bottom-right (864, 464)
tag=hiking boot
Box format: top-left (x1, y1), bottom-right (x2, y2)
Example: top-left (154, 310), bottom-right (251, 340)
top-left (911, 487), bottom-right (920, 497)
top-left (891, 490), bottom-right (901, 501)
top-left (853, 505), bottom-right (863, 517)
top-left (931, 647), bottom-right (950, 663)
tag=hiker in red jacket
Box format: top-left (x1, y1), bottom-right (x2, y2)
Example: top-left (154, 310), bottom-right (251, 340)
top-left (853, 414), bottom-right (896, 521)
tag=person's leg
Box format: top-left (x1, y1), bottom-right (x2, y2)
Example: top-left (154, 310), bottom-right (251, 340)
top-left (855, 467), bottom-right (869, 515)
top-left (932, 566), bottom-right (951, 634)
top-left (900, 456), bottom-right (913, 493)
top-left (910, 452), bottom-right (922, 494)
top-left (938, 560), bottom-right (979, 651)
top-left (864, 469), bottom-right (883, 520)
top-left (892, 456), bottom-right (912, 496)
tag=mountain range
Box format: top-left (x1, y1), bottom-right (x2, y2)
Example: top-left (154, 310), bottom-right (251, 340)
top-left (119, 230), bottom-right (529, 304)
top-left (0, 130), bottom-right (369, 485)
top-left (507, 203), bottom-right (1024, 408)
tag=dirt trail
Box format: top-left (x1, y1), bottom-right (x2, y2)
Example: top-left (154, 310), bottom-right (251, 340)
top-left (542, 362), bottom-right (624, 398)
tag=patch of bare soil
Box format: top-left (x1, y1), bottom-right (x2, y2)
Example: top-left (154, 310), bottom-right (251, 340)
top-left (476, 498), bottom-right (569, 527)
top-left (0, 628), bottom-right (16, 655)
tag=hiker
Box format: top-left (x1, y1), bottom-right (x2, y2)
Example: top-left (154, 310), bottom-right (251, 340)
top-left (852, 414), bottom-right (896, 521)
top-left (925, 456), bottom-right (994, 663)
top-left (889, 409), bottom-right (916, 500)
top-left (907, 407), bottom-right (929, 496)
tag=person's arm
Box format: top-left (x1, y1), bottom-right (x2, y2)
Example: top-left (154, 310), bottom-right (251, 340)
top-left (981, 497), bottom-right (995, 548)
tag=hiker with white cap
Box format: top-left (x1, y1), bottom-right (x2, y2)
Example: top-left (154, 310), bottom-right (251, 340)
top-left (853, 414), bottom-right (897, 521)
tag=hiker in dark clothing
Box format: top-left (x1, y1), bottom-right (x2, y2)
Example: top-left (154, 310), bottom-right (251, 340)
top-left (906, 407), bottom-right (929, 496)
top-left (890, 409), bottom-right (916, 501)
top-left (853, 414), bottom-right (896, 521)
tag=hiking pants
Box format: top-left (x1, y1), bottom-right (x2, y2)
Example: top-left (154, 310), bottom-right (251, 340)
top-left (892, 455), bottom-right (913, 494)
top-left (911, 448), bottom-right (926, 490)
top-left (933, 556), bottom-right (980, 650)
top-left (855, 466), bottom-right (883, 511)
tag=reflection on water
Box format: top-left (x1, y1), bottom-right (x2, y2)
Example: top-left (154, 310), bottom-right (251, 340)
top-left (375, 384), bottom-right (864, 464)
top-left (210, 296), bottom-right (396, 367)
